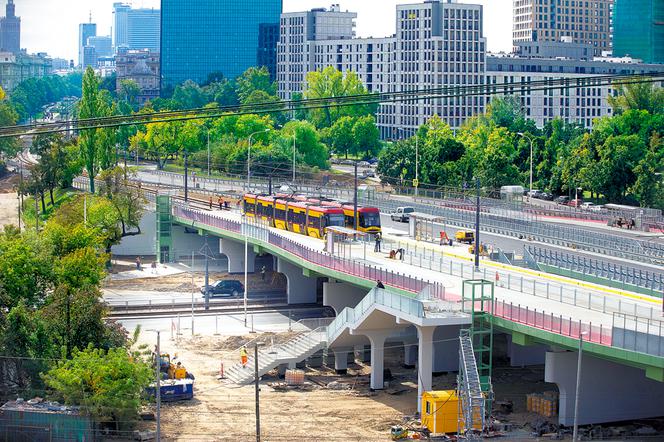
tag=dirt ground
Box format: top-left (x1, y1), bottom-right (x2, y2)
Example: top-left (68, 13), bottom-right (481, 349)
top-left (139, 333), bottom-right (418, 442)
top-left (133, 331), bottom-right (574, 442)
top-left (0, 173), bottom-right (20, 229)
top-left (104, 271), bottom-right (287, 293)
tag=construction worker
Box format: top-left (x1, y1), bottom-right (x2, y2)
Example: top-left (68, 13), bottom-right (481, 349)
top-left (209, 197), bottom-right (213, 210)
top-left (374, 232), bottom-right (382, 253)
top-left (240, 346), bottom-right (248, 368)
top-left (135, 256), bottom-right (142, 271)
top-left (261, 265), bottom-right (266, 281)
top-left (218, 197), bottom-right (224, 210)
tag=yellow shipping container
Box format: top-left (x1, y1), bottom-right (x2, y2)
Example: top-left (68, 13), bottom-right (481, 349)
top-left (422, 390), bottom-right (482, 435)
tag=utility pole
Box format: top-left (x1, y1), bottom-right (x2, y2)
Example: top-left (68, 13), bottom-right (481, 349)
top-left (34, 195), bottom-right (39, 232)
top-left (474, 178), bottom-right (480, 270)
top-left (203, 235), bottom-right (210, 311)
top-left (184, 150), bottom-right (189, 203)
top-left (415, 132), bottom-right (419, 198)
top-left (155, 330), bottom-right (161, 442)
top-left (254, 343), bottom-right (261, 442)
top-left (353, 161), bottom-right (358, 230)
top-left (292, 134), bottom-right (296, 182)
top-left (191, 251), bottom-right (195, 336)
top-left (572, 331), bottom-right (586, 442)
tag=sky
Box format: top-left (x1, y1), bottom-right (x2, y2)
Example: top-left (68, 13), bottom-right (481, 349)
top-left (16, 0), bottom-right (513, 62)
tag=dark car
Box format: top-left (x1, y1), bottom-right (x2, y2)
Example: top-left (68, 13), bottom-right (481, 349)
top-left (201, 280), bottom-right (244, 298)
top-left (555, 196), bottom-right (570, 205)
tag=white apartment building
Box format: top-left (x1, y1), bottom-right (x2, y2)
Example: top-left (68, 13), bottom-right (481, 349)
top-left (278, 1), bottom-right (664, 137)
top-left (278, 0), bottom-right (486, 138)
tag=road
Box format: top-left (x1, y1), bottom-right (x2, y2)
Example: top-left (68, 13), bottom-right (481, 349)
top-left (103, 288), bottom-right (287, 307)
top-left (118, 308), bottom-right (329, 336)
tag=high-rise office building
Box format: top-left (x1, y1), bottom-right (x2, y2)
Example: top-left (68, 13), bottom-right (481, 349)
top-left (79, 20), bottom-right (97, 67)
top-left (513, 0), bottom-right (613, 57)
top-left (88, 35), bottom-right (113, 58)
top-left (0, 0), bottom-right (20, 54)
top-left (160, 0), bottom-right (282, 90)
top-left (613, 0), bottom-right (663, 64)
top-left (113, 3), bottom-right (131, 49)
top-left (114, 3), bottom-right (160, 53)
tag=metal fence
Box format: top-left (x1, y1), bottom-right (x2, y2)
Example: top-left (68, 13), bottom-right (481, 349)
top-left (378, 236), bottom-right (661, 321)
top-left (173, 206), bottom-right (449, 299)
top-left (527, 246), bottom-right (664, 294)
top-left (612, 313), bottom-right (664, 357)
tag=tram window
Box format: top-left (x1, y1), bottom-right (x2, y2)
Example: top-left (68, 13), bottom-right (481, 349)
top-left (275, 208), bottom-right (285, 220)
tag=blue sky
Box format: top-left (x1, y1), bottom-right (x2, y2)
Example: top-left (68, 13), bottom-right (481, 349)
top-left (16, 0), bottom-right (512, 61)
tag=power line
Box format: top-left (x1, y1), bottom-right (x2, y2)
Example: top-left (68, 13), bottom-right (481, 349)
top-left (2, 73), bottom-right (662, 138)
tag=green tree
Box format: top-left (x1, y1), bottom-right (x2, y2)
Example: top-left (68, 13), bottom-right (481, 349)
top-left (276, 120), bottom-right (329, 171)
top-left (98, 167), bottom-right (147, 237)
top-left (42, 346), bottom-right (151, 430)
top-left (172, 80), bottom-right (209, 109)
top-left (236, 66), bottom-right (277, 104)
top-left (303, 66), bottom-right (377, 128)
top-left (0, 90), bottom-right (19, 159)
top-left (78, 68), bottom-right (104, 193)
top-left (328, 116), bottom-right (356, 158)
top-left (377, 139), bottom-right (416, 187)
top-left (352, 115), bottom-right (381, 158)
top-left (608, 80), bottom-right (664, 115)
top-left (118, 79), bottom-right (141, 107)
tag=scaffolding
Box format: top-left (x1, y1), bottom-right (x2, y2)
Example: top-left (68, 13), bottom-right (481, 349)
top-left (458, 279), bottom-right (495, 436)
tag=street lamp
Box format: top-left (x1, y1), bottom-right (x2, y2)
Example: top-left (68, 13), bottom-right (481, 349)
top-left (292, 133), bottom-right (297, 183)
top-left (518, 132), bottom-right (535, 202)
top-left (245, 129), bottom-right (270, 327)
top-left (397, 127), bottom-right (419, 197)
top-left (572, 330), bottom-right (588, 442)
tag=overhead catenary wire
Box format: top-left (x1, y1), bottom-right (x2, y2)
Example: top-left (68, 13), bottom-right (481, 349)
top-left (1, 73), bottom-right (663, 139)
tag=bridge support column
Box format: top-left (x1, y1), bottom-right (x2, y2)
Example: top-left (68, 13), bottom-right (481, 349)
top-left (332, 350), bottom-right (352, 374)
top-left (403, 342), bottom-right (418, 368)
top-left (277, 258), bottom-right (318, 304)
top-left (433, 325), bottom-right (461, 372)
top-left (219, 238), bottom-right (255, 274)
top-left (363, 330), bottom-right (391, 390)
top-left (545, 351), bottom-right (664, 426)
top-left (323, 281), bottom-right (367, 315)
top-left (417, 326), bottom-right (436, 413)
top-left (508, 334), bottom-right (547, 367)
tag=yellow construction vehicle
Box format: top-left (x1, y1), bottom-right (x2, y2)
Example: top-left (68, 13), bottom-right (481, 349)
top-left (468, 243), bottom-right (488, 256)
top-left (455, 230), bottom-right (475, 244)
top-left (157, 353), bottom-right (194, 380)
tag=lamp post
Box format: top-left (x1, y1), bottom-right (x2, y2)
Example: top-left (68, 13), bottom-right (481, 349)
top-left (572, 330), bottom-right (588, 442)
top-left (292, 133), bottom-right (296, 183)
top-left (245, 129), bottom-right (270, 327)
top-left (518, 132), bottom-right (535, 202)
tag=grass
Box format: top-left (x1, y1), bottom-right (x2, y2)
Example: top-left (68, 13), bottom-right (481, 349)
top-left (22, 187), bottom-right (78, 227)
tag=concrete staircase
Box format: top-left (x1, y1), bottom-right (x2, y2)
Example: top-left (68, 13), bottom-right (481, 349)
top-left (224, 328), bottom-right (328, 385)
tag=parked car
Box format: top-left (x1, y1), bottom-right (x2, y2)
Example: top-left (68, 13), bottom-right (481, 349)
top-left (357, 161), bottom-right (371, 167)
top-left (201, 280), bottom-right (244, 298)
top-left (580, 202), bottom-right (596, 210)
top-left (367, 157), bottom-right (379, 164)
top-left (390, 206), bottom-right (415, 222)
top-left (567, 199), bottom-right (583, 208)
top-left (540, 192), bottom-right (554, 201)
top-left (527, 190), bottom-right (545, 199)
top-left (361, 169), bottom-right (376, 178)
top-left (554, 196), bottom-right (570, 205)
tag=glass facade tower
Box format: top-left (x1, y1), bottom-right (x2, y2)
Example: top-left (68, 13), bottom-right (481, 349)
top-left (160, 0), bottom-right (282, 91)
top-left (613, 0), bottom-right (664, 64)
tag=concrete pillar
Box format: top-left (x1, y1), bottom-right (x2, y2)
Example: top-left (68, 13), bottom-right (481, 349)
top-left (219, 238), bottom-right (255, 274)
top-left (364, 330), bottom-right (391, 390)
top-left (432, 325), bottom-right (461, 373)
top-left (354, 344), bottom-right (371, 363)
top-left (417, 326), bottom-right (436, 413)
top-left (277, 258), bottom-right (318, 304)
top-left (507, 334), bottom-right (547, 367)
top-left (323, 280), bottom-right (368, 315)
top-left (307, 350), bottom-right (324, 368)
top-left (404, 342), bottom-right (418, 368)
top-left (545, 351), bottom-right (664, 426)
top-left (332, 350), bottom-right (351, 374)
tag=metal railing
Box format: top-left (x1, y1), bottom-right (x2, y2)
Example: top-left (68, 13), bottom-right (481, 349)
top-left (173, 206), bottom-right (448, 297)
top-left (528, 245), bottom-right (664, 294)
top-left (612, 313), bottom-right (664, 357)
top-left (491, 299), bottom-right (612, 345)
top-left (378, 236), bottom-right (660, 320)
